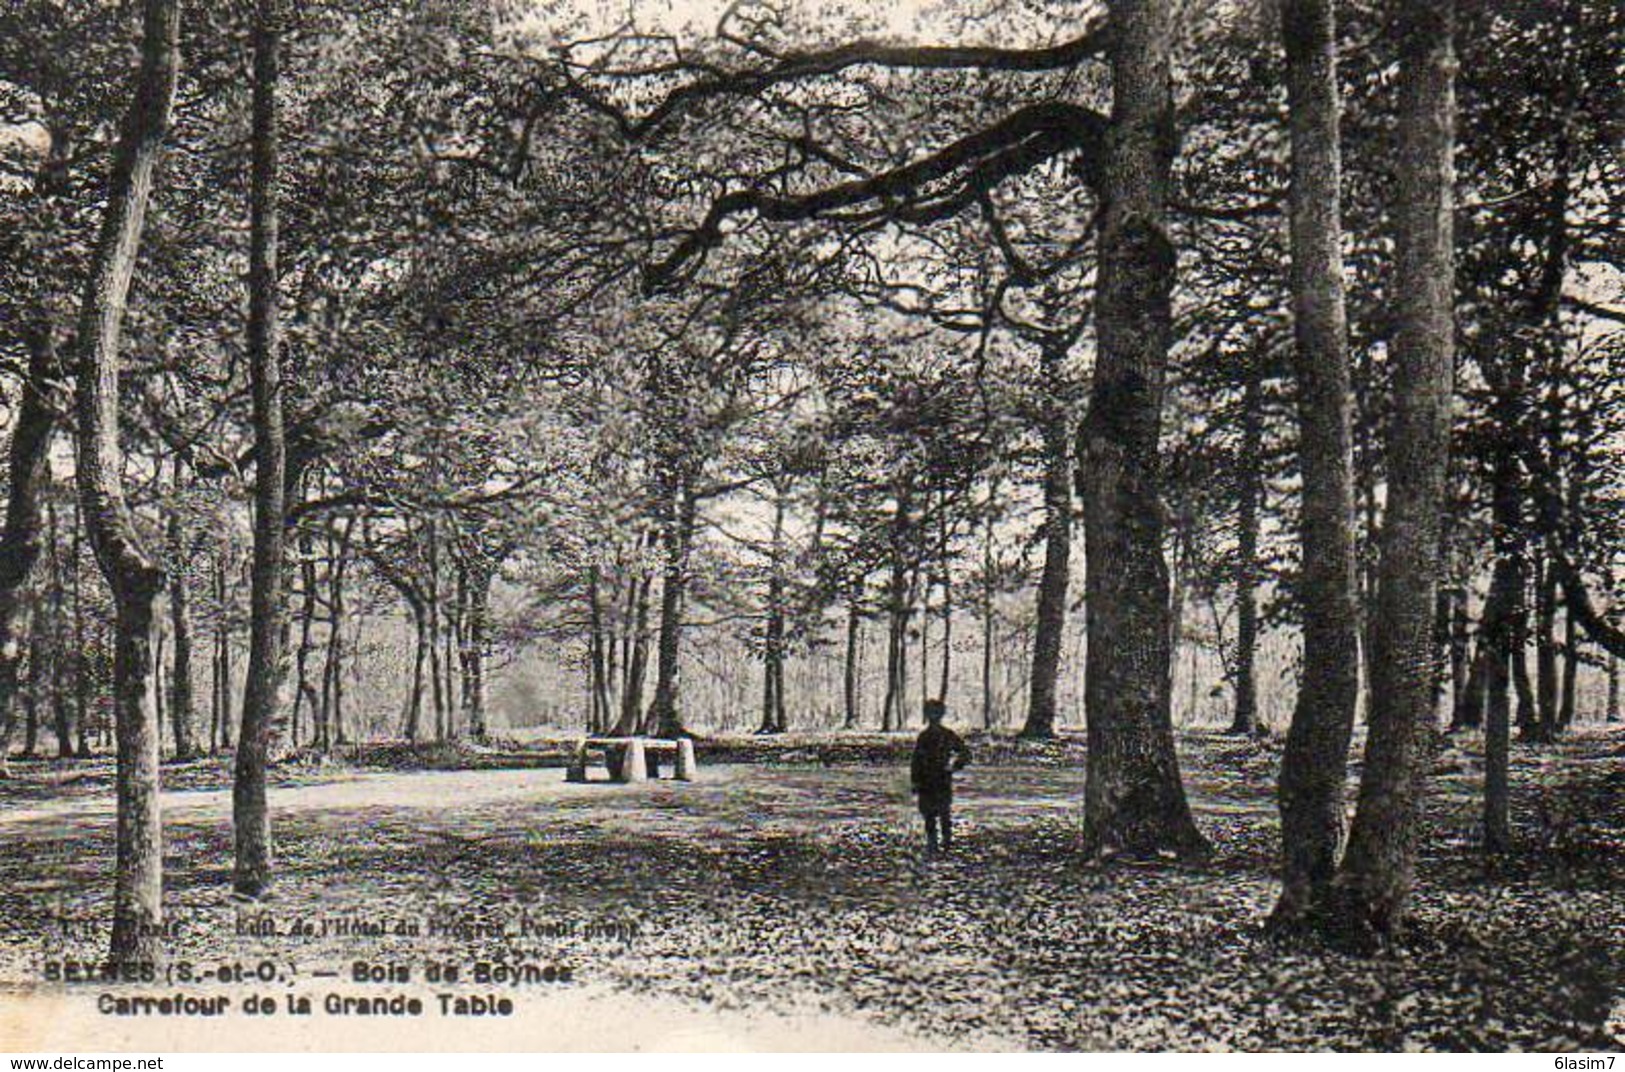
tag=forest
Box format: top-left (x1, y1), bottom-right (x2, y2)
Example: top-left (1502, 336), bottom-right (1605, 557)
top-left (0, 0), bottom-right (1622, 1052)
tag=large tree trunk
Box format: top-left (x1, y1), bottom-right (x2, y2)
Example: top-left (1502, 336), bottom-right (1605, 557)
top-left (234, 0), bottom-right (286, 901)
top-left (72, 0), bottom-right (181, 965)
top-left (0, 326), bottom-right (62, 777)
top-left (1270, 0), bottom-right (1363, 928)
top-left (1023, 354), bottom-right (1072, 739)
top-left (1230, 364), bottom-right (1263, 736)
top-left (1076, 0), bottom-right (1205, 859)
top-left (1330, 0), bottom-right (1457, 947)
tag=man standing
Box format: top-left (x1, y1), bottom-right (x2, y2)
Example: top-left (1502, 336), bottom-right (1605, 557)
top-left (911, 699), bottom-right (972, 853)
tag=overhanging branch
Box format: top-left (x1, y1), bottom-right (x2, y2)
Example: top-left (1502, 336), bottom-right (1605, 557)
top-left (563, 18), bottom-right (1110, 141)
top-left (643, 101), bottom-right (1107, 290)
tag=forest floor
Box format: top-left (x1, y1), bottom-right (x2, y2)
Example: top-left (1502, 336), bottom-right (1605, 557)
top-left (0, 727), bottom-right (1621, 1051)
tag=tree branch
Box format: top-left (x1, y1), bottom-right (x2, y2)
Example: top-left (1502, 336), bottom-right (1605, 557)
top-left (1549, 550), bottom-right (1625, 659)
top-left (563, 18), bottom-right (1110, 141)
top-left (644, 101), bottom-right (1106, 290)
top-left (1562, 294), bottom-right (1625, 324)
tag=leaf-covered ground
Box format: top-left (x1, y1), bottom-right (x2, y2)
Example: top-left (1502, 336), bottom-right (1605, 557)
top-left (0, 728), bottom-right (1621, 1050)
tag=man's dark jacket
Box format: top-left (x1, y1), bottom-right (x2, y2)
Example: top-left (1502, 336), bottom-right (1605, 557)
top-left (911, 724), bottom-right (971, 809)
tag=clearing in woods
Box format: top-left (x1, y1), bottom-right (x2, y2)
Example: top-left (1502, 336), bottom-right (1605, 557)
top-left (0, 729), bottom-right (1621, 1050)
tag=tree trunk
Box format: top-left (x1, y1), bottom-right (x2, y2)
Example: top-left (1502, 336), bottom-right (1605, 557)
top-left (290, 535), bottom-right (319, 749)
top-left (1076, 0), bottom-right (1206, 859)
top-left (213, 550), bottom-right (234, 753)
top-left (0, 326), bottom-right (61, 778)
top-left (1330, 0), bottom-right (1456, 947)
top-left (1269, 0), bottom-right (1364, 929)
top-left (1534, 543), bottom-right (1559, 740)
top-left (234, 0), bottom-right (287, 901)
top-left (167, 495), bottom-right (196, 761)
top-left (882, 480), bottom-right (913, 733)
top-left (108, 590), bottom-right (163, 957)
top-left (780, 623), bottom-right (793, 734)
top-left (843, 601), bottom-right (861, 729)
top-left (649, 475), bottom-right (696, 738)
top-left (71, 0), bottom-right (180, 965)
top-left (440, 546), bottom-right (460, 735)
top-left (1023, 346), bottom-right (1073, 739)
top-left (918, 562), bottom-right (932, 710)
top-left (320, 603), bottom-right (343, 747)
top-left (152, 628), bottom-right (166, 755)
top-left (320, 515), bottom-right (354, 748)
top-left (1478, 447), bottom-right (1522, 854)
top-left (464, 566), bottom-right (491, 740)
top-left (424, 519), bottom-right (446, 740)
top-left (1230, 364), bottom-right (1263, 736)
top-left (983, 487), bottom-right (999, 731)
top-left (588, 564), bottom-right (609, 733)
top-left (1513, 611), bottom-right (1536, 733)
top-left (428, 598), bottom-right (446, 740)
top-left (1558, 595), bottom-right (1577, 732)
top-left (1607, 652), bottom-right (1620, 723)
top-left (883, 545), bottom-right (909, 733)
top-left (603, 583), bottom-right (620, 726)
top-left (21, 620), bottom-right (42, 758)
top-left (1484, 582), bottom-right (1512, 853)
top-left (403, 602), bottom-right (427, 741)
top-left (613, 570), bottom-right (652, 735)
top-left (758, 483), bottom-right (788, 734)
top-left (47, 497), bottom-right (73, 759)
top-left (935, 510), bottom-right (952, 705)
top-left (1455, 630), bottom-right (1488, 731)
top-left (1456, 581), bottom-right (1482, 724)
top-left (72, 502), bottom-right (92, 759)
top-left (1555, 455), bottom-right (1582, 731)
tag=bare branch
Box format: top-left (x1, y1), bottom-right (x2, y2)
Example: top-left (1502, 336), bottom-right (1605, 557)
top-left (1563, 294), bottom-right (1625, 324)
top-left (563, 18), bottom-right (1110, 142)
top-left (644, 101), bottom-right (1107, 290)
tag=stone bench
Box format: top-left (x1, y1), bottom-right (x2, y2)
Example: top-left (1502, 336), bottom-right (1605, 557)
top-left (565, 736), bottom-right (696, 784)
